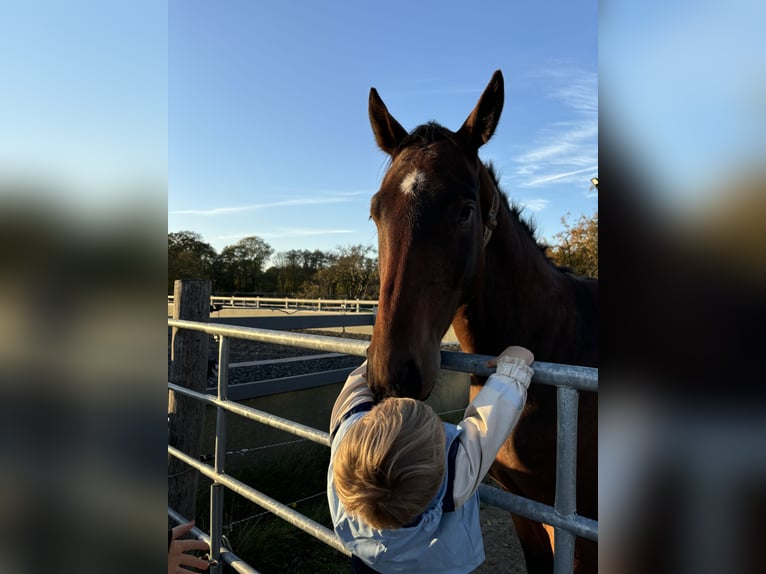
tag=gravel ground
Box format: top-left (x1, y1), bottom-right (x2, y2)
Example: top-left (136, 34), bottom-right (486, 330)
top-left (222, 334), bottom-right (363, 384)
top-left (169, 328), bottom-right (527, 573)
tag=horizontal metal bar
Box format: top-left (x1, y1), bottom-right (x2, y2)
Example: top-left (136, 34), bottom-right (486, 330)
top-left (209, 314), bottom-right (374, 330)
top-left (230, 353), bottom-right (346, 368)
top-left (168, 319), bottom-right (598, 391)
top-left (170, 378), bottom-right (595, 541)
top-left (168, 316), bottom-right (598, 570)
top-left (440, 353), bottom-right (598, 392)
top-left (214, 368), bottom-right (356, 401)
top-left (169, 319), bottom-right (370, 356)
top-left (237, 301), bottom-right (374, 308)
top-left (209, 296), bottom-right (378, 306)
top-left (167, 507), bottom-right (261, 574)
top-left (168, 438), bottom-right (598, 542)
top-left (168, 382), bottom-right (331, 447)
top-left (168, 446), bottom-right (350, 557)
top-left (478, 484), bottom-right (598, 542)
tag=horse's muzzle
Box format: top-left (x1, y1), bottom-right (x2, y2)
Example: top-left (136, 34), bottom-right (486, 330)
top-left (366, 344), bottom-right (438, 401)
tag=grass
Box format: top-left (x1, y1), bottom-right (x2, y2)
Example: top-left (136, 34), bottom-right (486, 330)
top-left (193, 440), bottom-right (349, 573)
top-left (228, 498), bottom-right (347, 573)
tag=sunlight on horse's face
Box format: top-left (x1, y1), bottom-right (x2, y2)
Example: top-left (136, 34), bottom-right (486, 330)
top-left (366, 143), bottom-right (484, 401)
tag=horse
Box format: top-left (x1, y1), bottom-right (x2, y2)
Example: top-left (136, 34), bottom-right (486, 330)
top-left (364, 70), bottom-right (598, 574)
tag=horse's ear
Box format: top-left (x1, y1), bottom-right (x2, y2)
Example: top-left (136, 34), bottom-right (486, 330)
top-left (369, 88), bottom-right (408, 155)
top-left (457, 70), bottom-right (504, 151)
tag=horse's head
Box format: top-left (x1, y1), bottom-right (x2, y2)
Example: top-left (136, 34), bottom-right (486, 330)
top-left (365, 70), bottom-right (505, 401)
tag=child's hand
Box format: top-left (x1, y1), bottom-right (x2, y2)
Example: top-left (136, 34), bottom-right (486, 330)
top-left (487, 346), bottom-right (534, 369)
top-left (168, 521), bottom-right (211, 573)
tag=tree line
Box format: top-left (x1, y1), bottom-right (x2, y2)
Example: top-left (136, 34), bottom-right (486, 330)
top-left (168, 231), bottom-right (380, 299)
top-left (168, 211), bottom-right (596, 298)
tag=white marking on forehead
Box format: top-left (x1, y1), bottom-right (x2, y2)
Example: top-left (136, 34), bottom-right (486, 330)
top-left (399, 170), bottom-right (427, 196)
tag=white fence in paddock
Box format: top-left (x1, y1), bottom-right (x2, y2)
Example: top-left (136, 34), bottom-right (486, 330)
top-left (167, 295), bottom-right (379, 313)
top-left (167, 317), bottom-right (598, 574)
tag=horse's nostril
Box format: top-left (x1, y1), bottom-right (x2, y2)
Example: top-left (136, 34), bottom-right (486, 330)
top-left (365, 346), bottom-right (428, 399)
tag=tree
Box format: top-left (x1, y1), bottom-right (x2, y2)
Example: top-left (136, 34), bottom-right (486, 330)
top-left (270, 249), bottom-right (333, 294)
top-left (549, 211), bottom-right (598, 278)
top-left (298, 245), bottom-right (379, 299)
top-left (218, 236), bottom-right (274, 293)
top-left (333, 245), bottom-right (378, 299)
top-left (168, 231), bottom-right (218, 293)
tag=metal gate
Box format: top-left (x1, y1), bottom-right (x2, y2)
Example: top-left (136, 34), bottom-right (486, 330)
top-left (167, 318), bottom-right (598, 574)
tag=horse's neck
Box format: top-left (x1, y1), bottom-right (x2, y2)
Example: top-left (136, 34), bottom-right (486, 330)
top-left (456, 178), bottom-right (580, 361)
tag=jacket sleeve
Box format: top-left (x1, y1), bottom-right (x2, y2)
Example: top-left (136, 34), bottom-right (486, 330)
top-left (329, 360), bottom-right (375, 433)
top-left (451, 358), bottom-right (533, 508)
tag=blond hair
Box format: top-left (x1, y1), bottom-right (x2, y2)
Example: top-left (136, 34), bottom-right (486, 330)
top-left (333, 397), bottom-right (446, 530)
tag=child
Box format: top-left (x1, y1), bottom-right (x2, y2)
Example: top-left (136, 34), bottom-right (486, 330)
top-left (327, 346), bottom-right (534, 574)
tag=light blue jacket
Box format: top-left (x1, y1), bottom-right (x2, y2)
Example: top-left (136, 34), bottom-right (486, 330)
top-left (327, 412), bottom-right (485, 574)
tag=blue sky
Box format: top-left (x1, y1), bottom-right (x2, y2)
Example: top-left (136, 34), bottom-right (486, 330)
top-left (0, 2), bottom-right (167, 207)
top-left (168, 0), bottom-right (598, 258)
top-left (601, 0), bottom-right (766, 213)
top-left (3, 1), bottom-right (762, 264)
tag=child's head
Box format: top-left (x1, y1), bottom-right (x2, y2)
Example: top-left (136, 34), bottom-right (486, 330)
top-left (333, 397), bottom-right (446, 530)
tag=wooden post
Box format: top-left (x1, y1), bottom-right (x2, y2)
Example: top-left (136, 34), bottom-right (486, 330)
top-left (168, 279), bottom-right (211, 522)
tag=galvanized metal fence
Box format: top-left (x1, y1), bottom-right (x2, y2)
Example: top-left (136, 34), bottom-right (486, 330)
top-left (167, 318), bottom-right (598, 574)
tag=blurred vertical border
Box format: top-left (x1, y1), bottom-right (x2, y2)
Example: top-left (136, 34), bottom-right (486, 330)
top-left (601, 1), bottom-right (766, 573)
top-left (0, 2), bottom-right (167, 573)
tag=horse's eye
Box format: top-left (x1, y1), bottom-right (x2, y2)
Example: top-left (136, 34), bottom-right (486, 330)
top-left (457, 205), bottom-right (474, 224)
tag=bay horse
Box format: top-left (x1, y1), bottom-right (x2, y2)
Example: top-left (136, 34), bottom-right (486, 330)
top-left (365, 70), bottom-right (598, 573)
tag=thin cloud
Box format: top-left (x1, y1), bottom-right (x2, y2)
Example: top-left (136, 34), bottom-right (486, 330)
top-left (519, 198), bottom-right (550, 212)
top-left (516, 122), bottom-right (598, 165)
top-left (545, 70), bottom-right (598, 112)
top-left (512, 65), bottom-right (598, 190)
top-left (171, 196), bottom-right (351, 216)
top-left (525, 166), bottom-right (598, 187)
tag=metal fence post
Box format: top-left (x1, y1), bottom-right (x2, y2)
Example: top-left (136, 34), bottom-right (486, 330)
top-left (167, 317), bottom-right (598, 573)
top-left (209, 335), bottom-right (230, 574)
top-left (553, 386), bottom-right (579, 574)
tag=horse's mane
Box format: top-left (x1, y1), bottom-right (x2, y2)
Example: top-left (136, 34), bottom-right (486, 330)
top-left (483, 162), bottom-right (567, 264)
top-left (485, 163), bottom-right (581, 275)
top-left (397, 121), bottom-right (458, 151)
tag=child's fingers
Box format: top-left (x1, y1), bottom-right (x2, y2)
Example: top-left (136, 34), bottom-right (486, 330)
top-left (172, 521), bottom-right (195, 539)
top-left (179, 554), bottom-right (212, 570)
top-left (177, 540), bottom-right (209, 553)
